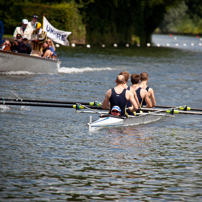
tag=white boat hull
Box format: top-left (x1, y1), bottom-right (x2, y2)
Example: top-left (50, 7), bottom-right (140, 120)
top-left (88, 113), bottom-right (165, 131)
top-left (0, 50), bottom-right (60, 74)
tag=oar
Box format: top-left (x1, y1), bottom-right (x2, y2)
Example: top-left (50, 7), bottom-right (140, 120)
top-left (0, 101), bottom-right (103, 110)
top-left (155, 105), bottom-right (202, 112)
top-left (1, 100), bottom-right (201, 115)
top-left (0, 98), bottom-right (102, 106)
top-left (2, 98), bottom-right (201, 112)
top-left (140, 107), bottom-right (202, 115)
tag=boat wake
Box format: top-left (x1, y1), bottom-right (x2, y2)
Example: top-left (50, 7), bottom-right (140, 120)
top-left (0, 105), bottom-right (10, 112)
top-left (1, 71), bottom-right (56, 75)
top-left (1, 71), bottom-right (36, 75)
top-left (58, 67), bottom-right (113, 74)
top-left (0, 67), bottom-right (113, 75)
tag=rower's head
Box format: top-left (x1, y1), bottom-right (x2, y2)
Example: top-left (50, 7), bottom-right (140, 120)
top-left (140, 72), bottom-right (148, 81)
top-left (116, 75), bottom-right (125, 85)
top-left (119, 71), bottom-right (130, 83)
top-left (111, 105), bottom-right (121, 116)
top-left (131, 73), bottom-right (140, 84)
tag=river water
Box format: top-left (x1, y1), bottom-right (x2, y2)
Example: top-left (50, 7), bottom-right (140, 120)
top-left (0, 34), bottom-right (202, 201)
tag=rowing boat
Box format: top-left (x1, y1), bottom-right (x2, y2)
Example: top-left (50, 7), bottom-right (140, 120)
top-left (88, 112), bottom-right (166, 132)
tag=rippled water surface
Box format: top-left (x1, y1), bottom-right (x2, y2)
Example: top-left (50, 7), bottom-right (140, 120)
top-left (0, 34), bottom-right (202, 201)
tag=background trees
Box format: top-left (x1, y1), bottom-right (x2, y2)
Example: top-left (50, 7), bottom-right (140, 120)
top-left (158, 0), bottom-right (202, 35)
top-left (81, 0), bottom-right (182, 45)
top-left (1, 0), bottom-right (201, 46)
top-left (1, 0), bottom-right (86, 44)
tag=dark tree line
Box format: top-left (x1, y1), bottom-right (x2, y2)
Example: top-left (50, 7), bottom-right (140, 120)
top-left (1, 0), bottom-right (200, 46)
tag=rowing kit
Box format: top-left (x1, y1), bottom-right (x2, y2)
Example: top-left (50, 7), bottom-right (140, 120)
top-left (1, 98), bottom-right (202, 132)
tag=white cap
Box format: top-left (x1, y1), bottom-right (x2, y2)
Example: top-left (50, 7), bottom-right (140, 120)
top-left (22, 19), bottom-right (28, 24)
top-left (111, 106), bottom-right (121, 112)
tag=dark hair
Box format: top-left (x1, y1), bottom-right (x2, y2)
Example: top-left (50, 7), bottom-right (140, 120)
top-left (32, 14), bottom-right (39, 19)
top-left (119, 71), bottom-right (130, 82)
top-left (131, 73), bottom-right (140, 84)
top-left (140, 72), bottom-right (148, 81)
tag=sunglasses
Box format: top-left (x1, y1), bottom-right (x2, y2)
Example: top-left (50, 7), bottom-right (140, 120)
top-left (111, 110), bottom-right (120, 113)
top-left (5, 43), bottom-right (9, 45)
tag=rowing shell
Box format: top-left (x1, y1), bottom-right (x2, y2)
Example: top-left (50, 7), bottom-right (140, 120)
top-left (88, 112), bottom-right (166, 132)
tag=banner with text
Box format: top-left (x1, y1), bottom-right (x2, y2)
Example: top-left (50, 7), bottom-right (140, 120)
top-left (43, 16), bottom-right (71, 46)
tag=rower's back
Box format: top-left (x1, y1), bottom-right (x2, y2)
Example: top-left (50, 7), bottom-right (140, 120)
top-left (140, 72), bottom-right (156, 107)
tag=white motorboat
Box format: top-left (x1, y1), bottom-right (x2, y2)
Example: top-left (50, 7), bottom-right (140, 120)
top-left (88, 112), bottom-right (166, 132)
top-left (0, 50), bottom-right (61, 74)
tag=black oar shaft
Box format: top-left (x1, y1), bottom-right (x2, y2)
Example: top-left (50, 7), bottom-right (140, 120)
top-left (0, 98), bottom-right (100, 106)
top-left (155, 105), bottom-right (202, 112)
top-left (0, 98), bottom-right (91, 105)
top-left (0, 101), bottom-right (102, 110)
top-left (141, 108), bottom-right (202, 115)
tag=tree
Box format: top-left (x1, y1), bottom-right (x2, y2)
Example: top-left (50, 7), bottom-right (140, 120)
top-left (159, 0), bottom-right (202, 34)
top-left (185, 0), bottom-right (202, 18)
top-left (80, 0), bottom-right (182, 46)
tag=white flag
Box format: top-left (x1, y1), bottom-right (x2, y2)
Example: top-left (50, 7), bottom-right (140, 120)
top-left (43, 16), bottom-right (71, 46)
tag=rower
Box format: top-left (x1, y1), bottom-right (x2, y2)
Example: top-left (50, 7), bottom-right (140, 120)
top-left (139, 72), bottom-right (156, 107)
top-left (102, 75), bottom-right (138, 117)
top-left (119, 71), bottom-right (140, 108)
top-left (127, 73), bottom-right (152, 115)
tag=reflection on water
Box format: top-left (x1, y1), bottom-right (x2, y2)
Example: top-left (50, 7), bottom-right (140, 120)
top-left (0, 34), bottom-right (202, 201)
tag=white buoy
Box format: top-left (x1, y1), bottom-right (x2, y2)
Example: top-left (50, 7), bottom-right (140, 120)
top-left (113, 43), bottom-right (117, 47)
top-left (200, 38), bottom-right (202, 41)
top-left (71, 43), bottom-right (76, 47)
top-left (126, 44), bottom-right (129, 47)
top-left (86, 44), bottom-right (91, 48)
top-left (166, 43), bottom-right (170, 46)
top-left (174, 37), bottom-right (177, 40)
top-left (191, 43), bottom-right (194, 46)
top-left (156, 44), bottom-right (160, 47)
top-left (101, 44), bottom-right (105, 48)
top-left (199, 43), bottom-right (202, 46)
top-left (176, 43), bottom-right (179, 47)
top-left (147, 43), bottom-right (150, 47)
top-left (183, 43), bottom-right (187, 46)
top-left (55, 44), bottom-right (60, 48)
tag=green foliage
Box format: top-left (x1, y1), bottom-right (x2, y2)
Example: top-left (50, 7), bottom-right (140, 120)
top-left (159, 1), bottom-right (188, 33)
top-left (82, 0), bottom-right (181, 46)
top-left (185, 0), bottom-right (202, 18)
top-left (1, 0), bottom-right (201, 46)
top-left (158, 0), bottom-right (202, 34)
top-left (176, 15), bottom-right (202, 34)
top-left (1, 1), bottom-right (85, 43)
